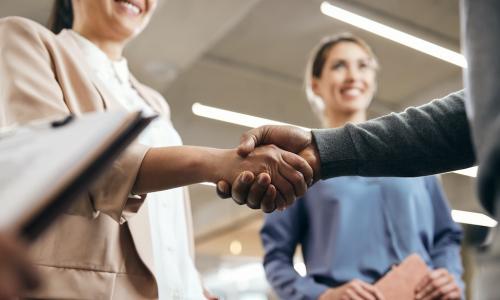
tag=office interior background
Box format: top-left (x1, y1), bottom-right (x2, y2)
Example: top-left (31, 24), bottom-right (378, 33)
top-left (2, 0), bottom-right (495, 299)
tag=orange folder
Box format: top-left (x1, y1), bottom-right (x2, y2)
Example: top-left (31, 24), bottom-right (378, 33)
top-left (375, 254), bottom-right (429, 300)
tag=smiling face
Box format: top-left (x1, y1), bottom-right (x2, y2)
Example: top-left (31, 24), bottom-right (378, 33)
top-left (312, 41), bottom-right (377, 119)
top-left (72, 0), bottom-right (157, 42)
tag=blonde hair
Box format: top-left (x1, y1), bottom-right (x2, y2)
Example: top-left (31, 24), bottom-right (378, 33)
top-left (304, 33), bottom-right (379, 126)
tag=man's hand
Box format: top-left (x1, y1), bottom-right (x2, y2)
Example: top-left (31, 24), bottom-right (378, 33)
top-left (415, 269), bottom-right (461, 300)
top-left (216, 125), bottom-right (321, 209)
top-left (215, 144), bottom-right (313, 212)
top-left (0, 233), bottom-right (39, 298)
top-left (319, 279), bottom-right (385, 300)
top-left (237, 125), bottom-right (320, 178)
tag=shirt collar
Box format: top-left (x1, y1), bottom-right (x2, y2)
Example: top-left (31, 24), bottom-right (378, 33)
top-left (67, 30), bottom-right (130, 85)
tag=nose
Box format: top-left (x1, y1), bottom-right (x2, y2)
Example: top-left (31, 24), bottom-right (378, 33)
top-left (346, 65), bottom-right (361, 82)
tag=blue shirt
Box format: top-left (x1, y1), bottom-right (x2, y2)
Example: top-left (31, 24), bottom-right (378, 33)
top-left (261, 176), bottom-right (464, 300)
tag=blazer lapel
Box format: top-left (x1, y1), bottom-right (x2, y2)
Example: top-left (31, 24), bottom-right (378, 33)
top-left (57, 30), bottom-right (126, 111)
top-left (129, 75), bottom-right (165, 117)
top-left (57, 30), bottom-right (158, 282)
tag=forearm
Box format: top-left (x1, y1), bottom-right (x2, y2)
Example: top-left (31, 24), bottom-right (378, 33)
top-left (133, 146), bottom-right (232, 194)
top-left (313, 91), bottom-right (476, 179)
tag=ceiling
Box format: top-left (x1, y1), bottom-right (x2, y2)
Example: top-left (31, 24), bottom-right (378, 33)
top-left (0, 0), bottom-right (481, 270)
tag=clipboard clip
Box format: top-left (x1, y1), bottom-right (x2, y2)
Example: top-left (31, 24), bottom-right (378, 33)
top-left (51, 115), bottom-right (74, 128)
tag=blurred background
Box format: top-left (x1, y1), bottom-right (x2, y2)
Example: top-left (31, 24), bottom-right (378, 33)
top-left (1, 0), bottom-right (495, 299)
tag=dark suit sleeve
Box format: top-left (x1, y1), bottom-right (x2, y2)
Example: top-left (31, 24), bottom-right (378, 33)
top-left (312, 91), bottom-right (475, 179)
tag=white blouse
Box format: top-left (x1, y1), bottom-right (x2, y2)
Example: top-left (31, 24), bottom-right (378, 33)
top-left (68, 31), bottom-right (204, 300)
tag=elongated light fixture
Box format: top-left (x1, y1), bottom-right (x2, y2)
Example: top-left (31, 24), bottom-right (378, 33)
top-left (320, 2), bottom-right (467, 68)
top-left (451, 166), bottom-right (477, 178)
top-left (451, 210), bottom-right (497, 227)
top-left (192, 102), bottom-right (309, 131)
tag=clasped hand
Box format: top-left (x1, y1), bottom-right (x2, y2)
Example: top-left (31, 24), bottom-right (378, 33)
top-left (216, 125), bottom-right (320, 212)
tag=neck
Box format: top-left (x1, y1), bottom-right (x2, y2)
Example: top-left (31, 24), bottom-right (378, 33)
top-left (325, 110), bottom-right (367, 128)
top-left (73, 28), bottom-right (126, 61)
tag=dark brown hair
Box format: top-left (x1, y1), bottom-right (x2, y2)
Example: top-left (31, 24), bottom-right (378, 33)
top-left (48, 0), bottom-right (74, 34)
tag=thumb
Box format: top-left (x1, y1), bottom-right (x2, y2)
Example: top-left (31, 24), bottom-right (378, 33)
top-left (237, 129), bottom-right (261, 157)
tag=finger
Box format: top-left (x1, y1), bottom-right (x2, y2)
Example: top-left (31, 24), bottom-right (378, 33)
top-left (216, 181), bottom-right (232, 199)
top-left (358, 282), bottom-right (385, 300)
top-left (351, 282), bottom-right (376, 300)
top-left (273, 169), bottom-right (296, 208)
top-left (282, 151), bottom-right (314, 187)
top-left (261, 184), bottom-right (277, 213)
top-left (415, 273), bottom-right (432, 292)
top-left (231, 171), bottom-right (255, 206)
top-left (442, 288), bottom-right (461, 300)
top-left (278, 161), bottom-right (307, 199)
top-left (424, 281), bottom-right (457, 300)
top-left (237, 128), bottom-right (262, 157)
top-left (274, 190), bottom-right (288, 211)
top-left (418, 275), bottom-right (452, 300)
top-left (345, 288), bottom-right (363, 300)
top-left (247, 173), bottom-right (272, 209)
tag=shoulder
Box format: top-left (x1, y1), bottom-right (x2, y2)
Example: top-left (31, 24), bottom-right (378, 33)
top-left (0, 16), bottom-right (55, 41)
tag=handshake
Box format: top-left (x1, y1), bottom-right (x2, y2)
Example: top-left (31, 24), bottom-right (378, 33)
top-left (214, 125), bottom-right (321, 213)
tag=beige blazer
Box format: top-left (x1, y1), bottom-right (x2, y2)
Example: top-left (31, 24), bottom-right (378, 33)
top-left (0, 17), bottom-right (187, 299)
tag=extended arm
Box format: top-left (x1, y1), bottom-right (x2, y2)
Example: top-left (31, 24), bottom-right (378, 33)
top-left (313, 91), bottom-right (475, 178)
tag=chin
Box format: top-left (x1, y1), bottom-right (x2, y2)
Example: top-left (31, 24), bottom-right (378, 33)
top-left (112, 18), bottom-right (147, 39)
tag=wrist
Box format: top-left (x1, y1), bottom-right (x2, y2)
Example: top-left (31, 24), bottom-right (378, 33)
top-left (199, 148), bottom-right (238, 183)
top-left (299, 139), bottom-right (321, 182)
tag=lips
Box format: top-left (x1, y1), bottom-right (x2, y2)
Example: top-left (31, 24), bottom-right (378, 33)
top-left (115, 0), bottom-right (144, 15)
top-left (340, 87), bottom-right (363, 97)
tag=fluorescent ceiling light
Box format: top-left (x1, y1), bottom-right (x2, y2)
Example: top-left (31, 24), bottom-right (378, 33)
top-left (199, 182), bottom-right (216, 187)
top-left (450, 166), bottom-right (477, 178)
top-left (320, 1), bottom-right (467, 68)
top-left (451, 209), bottom-right (497, 227)
top-left (192, 102), bottom-right (309, 131)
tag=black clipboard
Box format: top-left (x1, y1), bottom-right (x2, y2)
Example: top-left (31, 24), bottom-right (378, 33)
top-left (0, 111), bottom-right (155, 242)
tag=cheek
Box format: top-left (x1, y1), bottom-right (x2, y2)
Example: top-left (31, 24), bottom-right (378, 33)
top-left (326, 75), bottom-right (344, 93)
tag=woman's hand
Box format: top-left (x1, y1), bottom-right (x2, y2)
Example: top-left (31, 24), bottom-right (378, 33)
top-left (319, 280), bottom-right (385, 300)
top-left (0, 233), bottom-right (39, 299)
top-left (214, 145), bottom-right (313, 212)
top-left (415, 269), bottom-right (461, 300)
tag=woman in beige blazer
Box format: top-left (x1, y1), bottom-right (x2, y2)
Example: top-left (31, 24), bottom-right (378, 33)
top-left (0, 0), bottom-right (314, 298)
